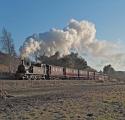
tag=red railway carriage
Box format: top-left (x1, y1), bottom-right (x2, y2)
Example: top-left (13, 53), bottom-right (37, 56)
top-left (78, 70), bottom-right (88, 80)
top-left (95, 72), bottom-right (100, 80)
top-left (88, 71), bottom-right (95, 80)
top-left (64, 68), bottom-right (78, 79)
top-left (49, 65), bottom-right (64, 79)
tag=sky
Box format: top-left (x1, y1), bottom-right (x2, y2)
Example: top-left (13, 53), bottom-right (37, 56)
top-left (0, 0), bottom-right (125, 70)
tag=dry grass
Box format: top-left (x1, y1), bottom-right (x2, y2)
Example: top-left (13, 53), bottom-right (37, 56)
top-left (0, 79), bottom-right (125, 120)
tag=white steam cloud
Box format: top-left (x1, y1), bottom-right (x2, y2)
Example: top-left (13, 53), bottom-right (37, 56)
top-left (20, 38), bottom-right (40, 58)
top-left (20, 19), bottom-right (125, 70)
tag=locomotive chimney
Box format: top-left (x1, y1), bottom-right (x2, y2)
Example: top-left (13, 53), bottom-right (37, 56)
top-left (29, 61), bottom-right (31, 66)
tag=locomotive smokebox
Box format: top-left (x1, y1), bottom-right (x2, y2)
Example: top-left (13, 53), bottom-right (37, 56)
top-left (21, 59), bottom-right (24, 65)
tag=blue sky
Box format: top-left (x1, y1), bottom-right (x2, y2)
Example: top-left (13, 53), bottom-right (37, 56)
top-left (0, 0), bottom-right (125, 52)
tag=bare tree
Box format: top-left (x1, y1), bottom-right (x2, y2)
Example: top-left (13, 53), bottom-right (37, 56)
top-left (0, 27), bottom-right (16, 73)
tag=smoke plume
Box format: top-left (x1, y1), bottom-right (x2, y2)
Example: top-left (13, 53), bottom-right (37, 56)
top-left (20, 19), bottom-right (125, 70)
top-left (20, 38), bottom-right (40, 58)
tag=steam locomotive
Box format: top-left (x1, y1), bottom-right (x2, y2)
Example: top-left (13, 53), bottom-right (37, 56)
top-left (16, 60), bottom-right (109, 80)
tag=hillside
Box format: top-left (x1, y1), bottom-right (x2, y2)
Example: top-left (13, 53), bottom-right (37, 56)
top-left (0, 51), bottom-right (20, 73)
top-left (109, 71), bottom-right (125, 81)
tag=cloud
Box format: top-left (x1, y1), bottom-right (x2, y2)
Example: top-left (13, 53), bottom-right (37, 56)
top-left (20, 19), bottom-right (125, 70)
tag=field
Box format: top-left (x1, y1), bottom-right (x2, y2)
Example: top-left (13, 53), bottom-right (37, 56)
top-left (0, 79), bottom-right (125, 120)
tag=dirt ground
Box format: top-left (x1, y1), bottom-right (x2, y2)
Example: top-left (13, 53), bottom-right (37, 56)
top-left (0, 80), bottom-right (125, 120)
